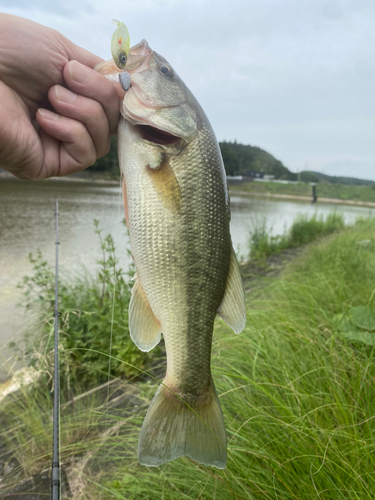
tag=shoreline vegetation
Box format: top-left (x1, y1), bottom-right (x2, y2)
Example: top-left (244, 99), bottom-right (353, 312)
top-left (2, 136), bottom-right (375, 209)
top-left (1, 213), bottom-right (375, 498)
top-left (229, 180), bottom-right (375, 206)
top-left (2, 169), bottom-right (375, 208)
top-left (232, 189), bottom-right (375, 207)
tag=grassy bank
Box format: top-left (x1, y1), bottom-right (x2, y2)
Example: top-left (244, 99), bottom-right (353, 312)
top-left (2, 216), bottom-right (375, 498)
top-left (249, 212), bottom-right (345, 260)
top-left (230, 180), bottom-right (375, 203)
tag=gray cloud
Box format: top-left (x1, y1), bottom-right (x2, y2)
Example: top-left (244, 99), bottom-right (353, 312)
top-left (2, 0), bottom-right (375, 179)
top-left (0, 0), bottom-right (94, 16)
top-left (321, 159), bottom-right (375, 178)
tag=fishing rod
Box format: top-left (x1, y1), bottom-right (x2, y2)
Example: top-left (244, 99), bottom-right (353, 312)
top-left (51, 200), bottom-right (60, 500)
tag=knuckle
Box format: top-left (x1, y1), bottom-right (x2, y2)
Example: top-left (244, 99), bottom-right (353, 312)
top-left (68, 121), bottom-right (86, 142)
top-left (77, 98), bottom-right (107, 129)
top-left (89, 101), bottom-right (107, 125)
top-left (79, 141), bottom-right (97, 167)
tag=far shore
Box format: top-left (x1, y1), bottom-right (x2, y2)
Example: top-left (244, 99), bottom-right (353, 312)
top-left (231, 190), bottom-right (375, 208)
top-left (0, 169), bottom-right (120, 186)
top-left (2, 169), bottom-right (375, 208)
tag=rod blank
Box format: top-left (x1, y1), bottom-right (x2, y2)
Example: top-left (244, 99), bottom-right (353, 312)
top-left (51, 200), bottom-right (60, 500)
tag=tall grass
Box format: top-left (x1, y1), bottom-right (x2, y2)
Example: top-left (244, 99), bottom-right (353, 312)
top-left (12, 220), bottom-right (161, 391)
top-left (2, 217), bottom-right (375, 499)
top-left (78, 217), bottom-right (374, 499)
top-left (250, 212), bottom-right (345, 260)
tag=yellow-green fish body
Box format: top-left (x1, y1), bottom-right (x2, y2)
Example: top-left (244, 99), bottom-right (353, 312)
top-left (99, 40), bottom-right (246, 468)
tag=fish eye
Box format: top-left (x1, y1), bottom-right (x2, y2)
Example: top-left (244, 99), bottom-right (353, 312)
top-left (119, 52), bottom-right (127, 67)
top-left (160, 65), bottom-right (171, 75)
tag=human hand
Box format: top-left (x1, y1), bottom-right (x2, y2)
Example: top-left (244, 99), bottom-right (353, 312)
top-left (0, 14), bottom-right (120, 180)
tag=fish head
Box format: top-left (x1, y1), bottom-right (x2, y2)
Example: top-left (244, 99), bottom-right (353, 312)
top-left (96, 40), bottom-right (199, 148)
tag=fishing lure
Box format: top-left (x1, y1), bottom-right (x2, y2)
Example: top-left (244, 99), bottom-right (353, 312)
top-left (111, 19), bottom-right (131, 92)
top-left (111, 19), bottom-right (130, 69)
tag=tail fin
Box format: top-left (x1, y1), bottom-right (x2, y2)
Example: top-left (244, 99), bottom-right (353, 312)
top-left (138, 380), bottom-right (227, 469)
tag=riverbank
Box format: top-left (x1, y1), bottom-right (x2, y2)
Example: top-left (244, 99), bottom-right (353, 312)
top-left (0, 167), bottom-right (120, 185)
top-left (3, 168), bottom-right (375, 207)
top-left (1, 216), bottom-right (375, 499)
top-left (232, 189), bottom-right (375, 207)
top-left (230, 179), bottom-right (375, 205)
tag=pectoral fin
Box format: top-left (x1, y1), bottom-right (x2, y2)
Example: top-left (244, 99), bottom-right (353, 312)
top-left (217, 248), bottom-right (246, 334)
top-left (129, 276), bottom-right (161, 352)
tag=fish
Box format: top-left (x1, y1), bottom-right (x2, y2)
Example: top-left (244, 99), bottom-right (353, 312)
top-left (97, 39), bottom-right (246, 469)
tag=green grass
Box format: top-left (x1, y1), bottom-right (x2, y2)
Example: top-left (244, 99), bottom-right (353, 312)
top-left (12, 220), bottom-right (161, 391)
top-left (87, 217), bottom-right (375, 499)
top-left (250, 212), bottom-right (345, 260)
top-left (230, 180), bottom-right (375, 203)
top-left (2, 217), bottom-right (375, 499)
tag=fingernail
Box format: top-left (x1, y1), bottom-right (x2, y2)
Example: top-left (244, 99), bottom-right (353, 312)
top-left (68, 60), bottom-right (91, 84)
top-left (38, 109), bottom-right (59, 121)
top-left (55, 85), bottom-right (77, 103)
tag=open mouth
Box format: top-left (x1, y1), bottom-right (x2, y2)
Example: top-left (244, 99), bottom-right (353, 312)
top-left (138, 125), bottom-right (180, 146)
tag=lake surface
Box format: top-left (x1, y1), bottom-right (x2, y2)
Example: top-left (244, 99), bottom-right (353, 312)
top-left (1, 179), bottom-right (375, 381)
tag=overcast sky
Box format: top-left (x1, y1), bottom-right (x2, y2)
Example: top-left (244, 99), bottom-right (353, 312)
top-left (1, 0), bottom-right (374, 179)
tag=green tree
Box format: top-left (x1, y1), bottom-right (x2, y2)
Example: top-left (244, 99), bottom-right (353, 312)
top-left (219, 141), bottom-right (296, 180)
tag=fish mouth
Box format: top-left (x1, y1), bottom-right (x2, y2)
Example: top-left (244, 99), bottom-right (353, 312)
top-left (136, 124), bottom-right (181, 146)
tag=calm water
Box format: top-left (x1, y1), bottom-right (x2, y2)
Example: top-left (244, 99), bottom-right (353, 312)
top-left (1, 179), bottom-right (374, 381)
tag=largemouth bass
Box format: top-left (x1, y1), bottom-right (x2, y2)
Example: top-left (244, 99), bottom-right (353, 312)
top-left (97, 40), bottom-right (246, 469)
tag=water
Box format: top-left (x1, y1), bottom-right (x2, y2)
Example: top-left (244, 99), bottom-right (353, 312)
top-left (1, 179), bottom-right (374, 381)
top-left (229, 195), bottom-right (375, 259)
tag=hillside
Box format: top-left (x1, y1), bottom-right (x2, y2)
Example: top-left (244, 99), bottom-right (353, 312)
top-left (2, 137), bottom-right (373, 187)
top-left (90, 138), bottom-right (297, 181)
top-left (300, 170), bottom-right (375, 186)
top-left (219, 141), bottom-right (296, 180)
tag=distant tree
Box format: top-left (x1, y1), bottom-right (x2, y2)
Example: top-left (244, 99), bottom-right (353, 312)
top-left (91, 136), bottom-right (300, 182)
top-left (300, 171), bottom-right (320, 183)
top-left (219, 141), bottom-right (296, 180)
top-left (301, 171), bottom-right (375, 186)
top-left (220, 142), bottom-right (240, 176)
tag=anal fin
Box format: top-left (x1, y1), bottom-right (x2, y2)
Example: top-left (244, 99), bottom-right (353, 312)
top-left (129, 276), bottom-right (161, 352)
top-left (217, 248), bottom-right (246, 334)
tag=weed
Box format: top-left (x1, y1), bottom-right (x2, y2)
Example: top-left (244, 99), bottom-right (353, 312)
top-left (14, 220), bottom-right (160, 391)
top-left (250, 212), bottom-right (345, 260)
top-left (3, 218), bottom-right (375, 499)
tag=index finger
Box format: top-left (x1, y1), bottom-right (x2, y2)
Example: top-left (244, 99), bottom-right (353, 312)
top-left (63, 60), bottom-right (120, 135)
